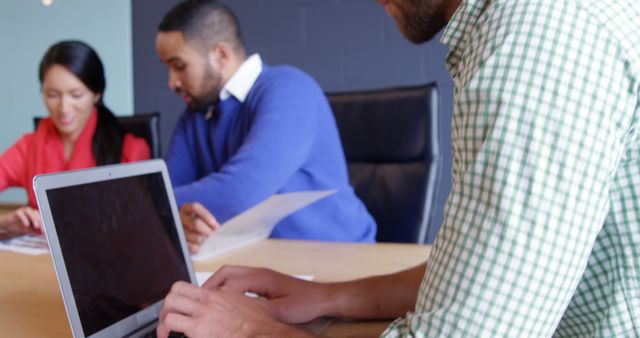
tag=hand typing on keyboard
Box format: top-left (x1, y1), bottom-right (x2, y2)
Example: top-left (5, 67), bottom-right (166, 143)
top-left (156, 280), bottom-right (312, 337)
top-left (142, 329), bottom-right (186, 338)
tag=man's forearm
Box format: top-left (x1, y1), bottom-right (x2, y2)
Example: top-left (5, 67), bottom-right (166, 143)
top-left (319, 262), bottom-right (427, 319)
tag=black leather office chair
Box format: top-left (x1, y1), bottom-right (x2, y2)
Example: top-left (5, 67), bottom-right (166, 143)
top-left (33, 112), bottom-right (161, 158)
top-left (117, 112), bottom-right (161, 158)
top-left (327, 84), bottom-right (441, 244)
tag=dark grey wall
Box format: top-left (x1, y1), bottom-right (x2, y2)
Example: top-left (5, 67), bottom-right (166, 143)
top-left (132, 0), bottom-right (452, 243)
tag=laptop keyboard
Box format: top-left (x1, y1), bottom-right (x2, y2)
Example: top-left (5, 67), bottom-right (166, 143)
top-left (142, 330), bottom-right (186, 338)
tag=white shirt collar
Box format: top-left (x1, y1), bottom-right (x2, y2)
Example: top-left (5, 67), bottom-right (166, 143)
top-left (219, 53), bottom-right (262, 103)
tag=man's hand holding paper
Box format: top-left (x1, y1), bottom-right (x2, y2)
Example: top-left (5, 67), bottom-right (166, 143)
top-left (187, 190), bottom-right (337, 260)
top-left (179, 202), bottom-right (220, 253)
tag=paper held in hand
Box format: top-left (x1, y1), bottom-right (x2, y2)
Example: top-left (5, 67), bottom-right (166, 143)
top-left (192, 189), bottom-right (336, 261)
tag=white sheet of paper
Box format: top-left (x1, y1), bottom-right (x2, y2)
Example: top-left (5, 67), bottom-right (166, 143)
top-left (192, 189), bottom-right (336, 261)
top-left (0, 234), bottom-right (49, 255)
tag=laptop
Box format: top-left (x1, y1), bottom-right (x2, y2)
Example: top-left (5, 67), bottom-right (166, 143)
top-left (33, 159), bottom-right (196, 338)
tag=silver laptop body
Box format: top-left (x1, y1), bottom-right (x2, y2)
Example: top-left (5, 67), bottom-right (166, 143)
top-left (34, 159), bottom-right (196, 338)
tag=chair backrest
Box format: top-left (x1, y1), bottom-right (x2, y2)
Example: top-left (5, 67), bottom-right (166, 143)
top-left (327, 84), bottom-right (441, 244)
top-left (33, 112), bottom-right (161, 158)
top-left (117, 112), bottom-right (161, 158)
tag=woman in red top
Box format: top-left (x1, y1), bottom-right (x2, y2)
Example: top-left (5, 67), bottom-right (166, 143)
top-left (0, 40), bottom-right (150, 235)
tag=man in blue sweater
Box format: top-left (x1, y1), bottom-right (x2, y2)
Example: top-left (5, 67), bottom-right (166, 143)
top-left (155, 0), bottom-right (376, 252)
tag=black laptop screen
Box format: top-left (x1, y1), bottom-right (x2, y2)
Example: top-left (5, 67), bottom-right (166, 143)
top-left (47, 172), bottom-right (189, 336)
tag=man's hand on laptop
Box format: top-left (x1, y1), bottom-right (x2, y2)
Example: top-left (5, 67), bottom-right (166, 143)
top-left (156, 281), bottom-right (312, 338)
top-left (179, 202), bottom-right (220, 253)
top-left (204, 265), bottom-right (328, 325)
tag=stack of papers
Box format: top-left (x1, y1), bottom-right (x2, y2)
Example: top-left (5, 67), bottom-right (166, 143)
top-left (0, 234), bottom-right (49, 255)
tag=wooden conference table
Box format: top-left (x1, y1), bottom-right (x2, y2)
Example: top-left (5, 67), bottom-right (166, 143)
top-left (0, 239), bottom-right (431, 337)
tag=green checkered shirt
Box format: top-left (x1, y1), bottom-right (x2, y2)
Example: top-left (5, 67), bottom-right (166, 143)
top-left (382, 0), bottom-right (640, 336)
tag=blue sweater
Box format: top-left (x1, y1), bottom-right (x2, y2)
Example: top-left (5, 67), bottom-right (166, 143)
top-left (166, 65), bottom-right (376, 242)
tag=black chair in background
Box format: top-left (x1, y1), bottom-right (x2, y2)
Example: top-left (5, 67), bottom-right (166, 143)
top-left (327, 84), bottom-right (441, 244)
top-left (116, 112), bottom-right (161, 158)
top-left (33, 112), bottom-right (161, 158)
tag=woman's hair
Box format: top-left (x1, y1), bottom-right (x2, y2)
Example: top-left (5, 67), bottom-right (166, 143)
top-left (38, 40), bottom-right (126, 165)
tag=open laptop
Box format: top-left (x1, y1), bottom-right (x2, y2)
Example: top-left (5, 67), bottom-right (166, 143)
top-left (33, 159), bottom-right (195, 338)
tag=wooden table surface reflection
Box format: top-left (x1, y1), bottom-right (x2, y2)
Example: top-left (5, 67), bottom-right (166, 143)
top-left (0, 239), bottom-right (431, 337)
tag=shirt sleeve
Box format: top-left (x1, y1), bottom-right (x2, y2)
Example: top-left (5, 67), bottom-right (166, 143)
top-left (383, 2), bottom-right (636, 337)
top-left (121, 133), bottom-right (151, 162)
top-left (0, 134), bottom-right (31, 191)
top-left (165, 112), bottom-right (201, 188)
top-left (172, 71), bottom-right (320, 222)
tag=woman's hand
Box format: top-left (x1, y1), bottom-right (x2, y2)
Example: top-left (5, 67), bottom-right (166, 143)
top-left (0, 206), bottom-right (43, 235)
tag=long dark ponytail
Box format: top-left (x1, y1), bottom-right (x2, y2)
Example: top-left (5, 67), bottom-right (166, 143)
top-left (39, 40), bottom-right (126, 165)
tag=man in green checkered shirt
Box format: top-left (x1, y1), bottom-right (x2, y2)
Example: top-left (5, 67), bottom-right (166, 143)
top-left (156, 0), bottom-right (640, 337)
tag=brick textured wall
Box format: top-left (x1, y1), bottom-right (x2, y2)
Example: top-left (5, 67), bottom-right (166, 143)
top-left (132, 0), bottom-right (453, 242)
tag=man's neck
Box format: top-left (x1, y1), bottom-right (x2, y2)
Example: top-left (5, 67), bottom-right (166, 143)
top-left (445, 0), bottom-right (462, 21)
top-left (221, 50), bottom-right (247, 85)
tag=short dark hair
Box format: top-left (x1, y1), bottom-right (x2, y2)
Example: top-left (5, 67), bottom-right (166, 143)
top-left (158, 0), bottom-right (244, 54)
top-left (39, 40), bottom-right (127, 166)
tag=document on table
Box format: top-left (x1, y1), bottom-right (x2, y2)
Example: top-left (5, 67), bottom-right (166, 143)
top-left (0, 234), bottom-right (49, 255)
top-left (192, 189), bottom-right (336, 261)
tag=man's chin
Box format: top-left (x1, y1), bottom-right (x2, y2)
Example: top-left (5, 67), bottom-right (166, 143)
top-left (186, 102), bottom-right (205, 112)
top-left (400, 23), bottom-right (443, 44)
top-left (190, 101), bottom-right (218, 113)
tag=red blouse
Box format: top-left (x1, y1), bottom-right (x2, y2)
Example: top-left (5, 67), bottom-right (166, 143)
top-left (0, 110), bottom-right (151, 208)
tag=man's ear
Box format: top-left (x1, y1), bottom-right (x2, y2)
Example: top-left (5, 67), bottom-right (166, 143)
top-left (208, 41), bottom-right (234, 70)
